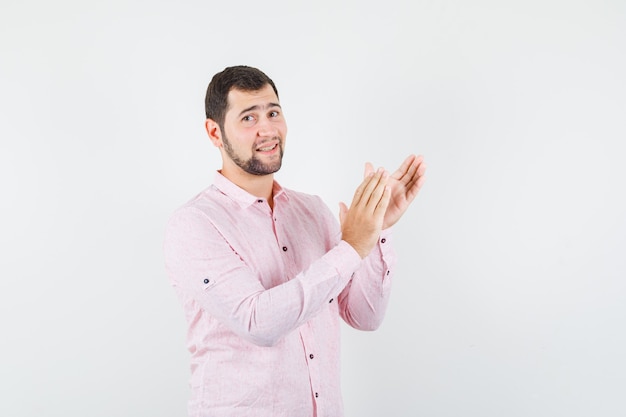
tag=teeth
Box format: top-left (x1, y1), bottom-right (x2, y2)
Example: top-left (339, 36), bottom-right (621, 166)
top-left (258, 144), bottom-right (276, 151)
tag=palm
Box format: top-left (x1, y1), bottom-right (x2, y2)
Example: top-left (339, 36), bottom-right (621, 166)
top-left (365, 155), bottom-right (426, 229)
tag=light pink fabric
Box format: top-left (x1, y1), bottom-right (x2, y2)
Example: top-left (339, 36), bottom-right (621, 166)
top-left (164, 172), bottom-right (396, 417)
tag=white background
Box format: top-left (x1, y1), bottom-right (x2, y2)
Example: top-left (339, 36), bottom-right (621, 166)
top-left (1, 1), bottom-right (625, 416)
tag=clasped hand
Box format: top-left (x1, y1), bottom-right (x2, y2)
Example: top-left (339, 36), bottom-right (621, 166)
top-left (340, 155), bottom-right (426, 258)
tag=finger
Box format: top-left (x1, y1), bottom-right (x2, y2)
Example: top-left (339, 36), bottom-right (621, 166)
top-left (405, 173), bottom-right (426, 203)
top-left (396, 155), bottom-right (425, 186)
top-left (405, 159), bottom-right (427, 189)
top-left (339, 202), bottom-right (348, 226)
top-left (374, 185), bottom-right (392, 217)
top-left (394, 158), bottom-right (424, 200)
top-left (402, 160), bottom-right (425, 190)
top-left (400, 155), bottom-right (423, 184)
top-left (391, 154), bottom-right (416, 181)
top-left (364, 170), bottom-right (389, 209)
top-left (408, 155), bottom-right (425, 180)
top-left (364, 162), bottom-right (374, 178)
top-left (350, 170), bottom-right (375, 206)
top-left (416, 158), bottom-right (426, 177)
top-left (360, 168), bottom-right (387, 209)
top-left (352, 167), bottom-right (383, 207)
top-left (403, 161), bottom-right (427, 203)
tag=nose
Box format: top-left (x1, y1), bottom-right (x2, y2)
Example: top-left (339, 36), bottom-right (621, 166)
top-left (257, 115), bottom-right (278, 138)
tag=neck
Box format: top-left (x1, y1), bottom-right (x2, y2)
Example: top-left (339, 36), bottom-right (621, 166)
top-left (220, 166), bottom-right (275, 208)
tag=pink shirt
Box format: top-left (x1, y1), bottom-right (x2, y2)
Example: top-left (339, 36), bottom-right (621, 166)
top-left (164, 172), bottom-right (396, 417)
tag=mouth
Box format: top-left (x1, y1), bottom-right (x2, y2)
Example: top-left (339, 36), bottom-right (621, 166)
top-left (256, 141), bottom-right (280, 152)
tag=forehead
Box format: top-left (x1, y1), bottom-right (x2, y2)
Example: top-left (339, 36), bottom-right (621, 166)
top-left (226, 84), bottom-right (279, 116)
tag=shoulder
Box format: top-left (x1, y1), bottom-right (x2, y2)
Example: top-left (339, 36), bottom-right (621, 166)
top-left (282, 187), bottom-right (326, 207)
top-left (166, 185), bottom-right (235, 228)
top-left (280, 187), bottom-right (332, 217)
top-left (280, 187), bottom-right (337, 224)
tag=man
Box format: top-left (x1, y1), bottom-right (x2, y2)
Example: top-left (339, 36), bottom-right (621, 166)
top-left (164, 65), bottom-right (426, 417)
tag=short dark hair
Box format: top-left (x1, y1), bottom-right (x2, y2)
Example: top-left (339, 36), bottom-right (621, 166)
top-left (204, 65), bottom-right (279, 128)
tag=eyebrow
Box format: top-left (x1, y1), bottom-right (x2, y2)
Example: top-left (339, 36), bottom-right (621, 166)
top-left (238, 103), bottom-right (281, 118)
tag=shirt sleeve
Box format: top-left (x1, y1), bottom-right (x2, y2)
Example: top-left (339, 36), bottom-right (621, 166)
top-left (164, 206), bottom-right (363, 347)
top-left (338, 228), bottom-right (397, 331)
top-left (313, 196), bottom-right (398, 331)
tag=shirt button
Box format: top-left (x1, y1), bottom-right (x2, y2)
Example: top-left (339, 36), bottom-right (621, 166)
top-left (309, 354), bottom-right (314, 359)
top-left (386, 270), bottom-right (390, 276)
top-left (203, 278), bottom-right (210, 284)
top-left (381, 238), bottom-right (386, 243)
top-left (315, 392), bottom-right (319, 398)
top-left (282, 246), bottom-right (288, 252)
top-left (257, 199), bottom-right (263, 203)
top-left (329, 298), bottom-right (333, 303)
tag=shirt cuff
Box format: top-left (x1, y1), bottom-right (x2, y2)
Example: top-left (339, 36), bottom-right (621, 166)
top-left (325, 240), bottom-right (362, 277)
top-left (378, 228), bottom-right (393, 250)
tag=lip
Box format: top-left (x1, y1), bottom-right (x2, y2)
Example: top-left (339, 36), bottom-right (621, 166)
top-left (255, 140), bottom-right (280, 152)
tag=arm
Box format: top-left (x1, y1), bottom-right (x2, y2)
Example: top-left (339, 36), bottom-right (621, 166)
top-left (337, 156), bottom-right (427, 330)
top-left (337, 229), bottom-right (396, 331)
top-left (165, 208), bottom-right (361, 347)
top-left (164, 170), bottom-right (390, 347)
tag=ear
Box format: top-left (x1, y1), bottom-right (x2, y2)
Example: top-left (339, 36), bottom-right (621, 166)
top-left (205, 119), bottom-right (223, 148)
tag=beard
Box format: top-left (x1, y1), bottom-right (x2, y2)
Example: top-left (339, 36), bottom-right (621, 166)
top-left (222, 133), bottom-right (284, 176)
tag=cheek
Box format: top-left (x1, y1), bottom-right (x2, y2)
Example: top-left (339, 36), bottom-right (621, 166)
top-left (227, 128), bottom-right (255, 148)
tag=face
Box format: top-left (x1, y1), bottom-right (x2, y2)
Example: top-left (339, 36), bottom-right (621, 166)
top-left (219, 84), bottom-right (287, 176)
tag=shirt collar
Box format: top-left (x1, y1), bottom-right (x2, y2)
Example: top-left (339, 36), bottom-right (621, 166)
top-left (212, 171), bottom-right (288, 209)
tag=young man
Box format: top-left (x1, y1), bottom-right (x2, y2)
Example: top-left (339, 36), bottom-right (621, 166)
top-left (164, 66), bottom-right (426, 417)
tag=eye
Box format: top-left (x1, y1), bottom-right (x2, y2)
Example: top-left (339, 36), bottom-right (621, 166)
top-left (242, 115), bottom-right (255, 122)
top-left (269, 110), bottom-right (279, 118)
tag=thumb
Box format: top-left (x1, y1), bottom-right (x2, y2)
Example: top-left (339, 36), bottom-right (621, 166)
top-left (339, 202), bottom-right (348, 226)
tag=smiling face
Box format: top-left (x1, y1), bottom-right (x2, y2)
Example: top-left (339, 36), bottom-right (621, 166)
top-left (214, 84), bottom-right (287, 177)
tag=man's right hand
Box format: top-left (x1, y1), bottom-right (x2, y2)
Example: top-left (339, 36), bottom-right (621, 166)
top-left (339, 168), bottom-right (391, 259)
